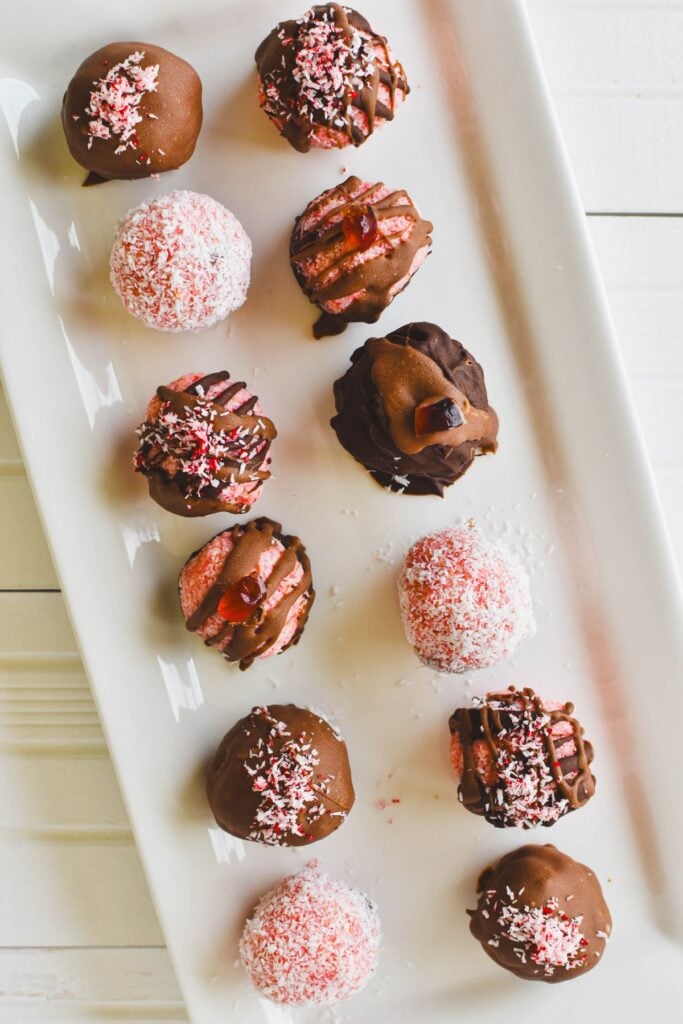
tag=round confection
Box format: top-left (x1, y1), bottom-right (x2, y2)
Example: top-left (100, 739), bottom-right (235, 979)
top-left (332, 322), bottom-right (498, 494)
top-left (61, 42), bottom-right (202, 184)
top-left (255, 4), bottom-right (408, 153)
top-left (178, 517), bottom-right (315, 670)
top-left (240, 862), bottom-right (381, 1005)
top-left (469, 844), bottom-right (611, 982)
top-left (291, 177), bottom-right (432, 338)
top-left (110, 191), bottom-right (251, 332)
top-left (398, 524), bottom-right (534, 671)
top-left (133, 372), bottom-right (276, 517)
top-left (207, 704), bottom-right (354, 846)
top-left (449, 687), bottom-right (596, 829)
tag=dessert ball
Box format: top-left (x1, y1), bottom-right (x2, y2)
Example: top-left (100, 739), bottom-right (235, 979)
top-left (110, 191), bottom-right (251, 332)
top-left (398, 524), bottom-right (535, 672)
top-left (449, 687), bottom-right (596, 829)
top-left (291, 176), bottom-right (432, 337)
top-left (207, 704), bottom-right (354, 846)
top-left (255, 4), bottom-right (408, 153)
top-left (240, 863), bottom-right (381, 1005)
top-left (133, 372), bottom-right (276, 516)
top-left (61, 42), bottom-right (202, 184)
top-left (469, 844), bottom-right (611, 982)
top-left (179, 517), bottom-right (315, 670)
top-left (332, 322), bottom-right (498, 494)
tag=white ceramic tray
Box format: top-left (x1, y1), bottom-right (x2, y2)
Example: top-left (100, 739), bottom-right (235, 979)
top-left (2, 1), bottom-right (683, 1020)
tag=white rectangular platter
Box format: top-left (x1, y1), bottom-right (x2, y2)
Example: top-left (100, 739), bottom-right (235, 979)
top-left (2, 1), bottom-right (683, 1021)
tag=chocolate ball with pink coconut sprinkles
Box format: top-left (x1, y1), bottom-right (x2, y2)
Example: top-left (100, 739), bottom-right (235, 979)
top-left (239, 862), bottom-right (381, 1006)
top-left (179, 517), bottom-right (315, 670)
top-left (398, 524), bottom-right (535, 673)
top-left (469, 844), bottom-right (611, 982)
top-left (133, 372), bottom-right (276, 517)
top-left (110, 191), bottom-right (251, 332)
top-left (207, 704), bottom-right (354, 846)
top-left (449, 687), bottom-right (596, 829)
top-left (255, 4), bottom-right (408, 153)
top-left (62, 42), bottom-right (202, 185)
top-left (291, 175), bottom-right (432, 337)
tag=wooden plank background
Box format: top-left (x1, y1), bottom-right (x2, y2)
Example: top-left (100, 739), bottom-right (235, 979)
top-left (2, 1), bottom-right (682, 1018)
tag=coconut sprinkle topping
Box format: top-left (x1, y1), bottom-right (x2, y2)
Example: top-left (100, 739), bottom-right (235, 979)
top-left (239, 862), bottom-right (381, 1006)
top-left (134, 379), bottom-right (268, 501)
top-left (484, 891), bottom-right (589, 976)
top-left (398, 523), bottom-right (536, 673)
top-left (244, 707), bottom-right (341, 844)
top-left (86, 51), bottom-right (159, 153)
top-left (261, 6), bottom-right (376, 129)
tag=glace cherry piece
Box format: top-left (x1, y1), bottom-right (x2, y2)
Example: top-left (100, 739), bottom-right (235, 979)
top-left (414, 397), bottom-right (465, 436)
top-left (341, 203), bottom-right (379, 251)
top-left (217, 574), bottom-right (266, 624)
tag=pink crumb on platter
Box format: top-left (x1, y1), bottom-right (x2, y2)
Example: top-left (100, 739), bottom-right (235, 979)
top-left (398, 524), bottom-right (536, 673)
top-left (294, 178), bottom-right (429, 314)
top-left (178, 529), bottom-right (307, 659)
top-left (109, 190), bottom-right (252, 333)
top-left (136, 373), bottom-right (270, 511)
top-left (239, 862), bottom-right (381, 1006)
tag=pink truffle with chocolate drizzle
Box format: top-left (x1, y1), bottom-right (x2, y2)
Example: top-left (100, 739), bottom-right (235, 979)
top-left (110, 191), bottom-right (251, 332)
top-left (291, 175), bottom-right (432, 338)
top-left (255, 4), bottom-right (408, 153)
top-left (178, 517), bottom-right (315, 670)
top-left (449, 687), bottom-right (596, 829)
top-left (398, 523), bottom-right (535, 673)
top-left (134, 372), bottom-right (275, 517)
top-left (240, 862), bottom-right (381, 1006)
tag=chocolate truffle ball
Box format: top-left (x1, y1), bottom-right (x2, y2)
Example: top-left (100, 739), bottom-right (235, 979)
top-left (469, 844), bottom-right (611, 982)
top-left (179, 517), bottom-right (315, 670)
top-left (207, 704), bottom-right (354, 846)
top-left (331, 323), bottom-right (498, 494)
top-left (110, 191), bottom-right (252, 332)
top-left (134, 372), bottom-right (276, 517)
top-left (291, 177), bottom-right (432, 338)
top-left (398, 524), bottom-right (535, 670)
top-left (449, 687), bottom-right (596, 829)
top-left (255, 4), bottom-right (408, 153)
top-left (240, 863), bottom-right (381, 1005)
top-left (61, 42), bottom-right (202, 184)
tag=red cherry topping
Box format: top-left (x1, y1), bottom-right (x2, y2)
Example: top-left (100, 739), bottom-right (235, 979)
top-left (217, 574), bottom-right (266, 624)
top-left (341, 203), bottom-right (379, 250)
top-left (414, 397), bottom-right (464, 436)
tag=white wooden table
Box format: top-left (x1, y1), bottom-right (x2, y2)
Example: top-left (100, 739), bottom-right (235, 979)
top-left (2, 2), bottom-right (682, 1018)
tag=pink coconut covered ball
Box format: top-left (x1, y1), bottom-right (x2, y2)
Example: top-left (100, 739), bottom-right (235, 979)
top-left (397, 524), bottom-right (536, 673)
top-left (254, 5), bottom-right (409, 153)
top-left (178, 517), bottom-right (314, 670)
top-left (133, 372), bottom-right (275, 516)
top-left (239, 862), bottom-right (381, 1006)
top-left (110, 190), bottom-right (251, 332)
top-left (290, 175), bottom-right (432, 337)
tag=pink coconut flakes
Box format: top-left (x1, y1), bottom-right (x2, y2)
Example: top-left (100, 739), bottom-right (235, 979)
top-left (86, 51), bottom-right (159, 152)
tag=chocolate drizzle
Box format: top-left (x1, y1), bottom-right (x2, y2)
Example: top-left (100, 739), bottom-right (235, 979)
top-left (331, 322), bottom-right (498, 495)
top-left (291, 177), bottom-right (432, 337)
top-left (254, 5), bottom-right (408, 152)
top-left (181, 517), bottom-right (315, 670)
top-left (134, 372), bottom-right (276, 517)
top-left (449, 687), bottom-right (595, 829)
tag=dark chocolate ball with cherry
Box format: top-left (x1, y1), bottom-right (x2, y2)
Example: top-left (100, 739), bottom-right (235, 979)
top-left (331, 322), bottom-right (499, 495)
top-left (178, 517), bottom-right (315, 670)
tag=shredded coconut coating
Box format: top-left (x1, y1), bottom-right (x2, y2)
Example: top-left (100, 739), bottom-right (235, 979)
top-left (86, 50), bottom-right (159, 154)
top-left (240, 863), bottom-right (381, 1006)
top-left (398, 524), bottom-right (536, 673)
top-left (244, 707), bottom-right (343, 845)
top-left (483, 892), bottom-right (589, 977)
top-left (110, 191), bottom-right (252, 332)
